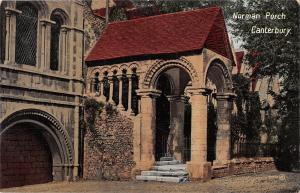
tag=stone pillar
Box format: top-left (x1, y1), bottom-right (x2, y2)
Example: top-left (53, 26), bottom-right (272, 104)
top-left (214, 93), bottom-right (234, 165)
top-left (136, 89), bottom-right (161, 170)
top-left (60, 27), bottom-right (68, 74)
top-left (73, 96), bottom-right (80, 180)
top-left (186, 87), bottom-right (211, 181)
top-left (117, 75), bottom-right (125, 110)
top-left (4, 8), bottom-right (21, 64)
top-left (40, 19), bottom-right (54, 71)
top-left (108, 76), bottom-right (115, 105)
top-left (99, 78), bottom-right (107, 101)
top-left (127, 74), bottom-right (134, 115)
top-left (166, 95), bottom-right (187, 161)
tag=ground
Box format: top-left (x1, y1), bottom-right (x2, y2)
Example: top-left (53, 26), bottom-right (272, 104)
top-left (1, 170), bottom-right (299, 193)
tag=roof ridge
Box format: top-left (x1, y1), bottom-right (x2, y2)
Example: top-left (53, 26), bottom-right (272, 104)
top-left (108, 6), bottom-right (221, 25)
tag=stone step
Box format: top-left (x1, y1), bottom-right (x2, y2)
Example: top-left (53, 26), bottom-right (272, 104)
top-left (141, 170), bottom-right (188, 177)
top-left (160, 157), bottom-right (174, 161)
top-left (136, 175), bottom-right (188, 183)
top-left (151, 164), bottom-right (187, 171)
top-left (155, 160), bottom-right (181, 166)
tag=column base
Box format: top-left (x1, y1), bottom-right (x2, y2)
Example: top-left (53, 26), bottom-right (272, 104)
top-left (187, 161), bottom-right (212, 182)
top-left (213, 159), bottom-right (230, 166)
top-left (117, 104), bottom-right (125, 111)
top-left (137, 160), bottom-right (155, 171)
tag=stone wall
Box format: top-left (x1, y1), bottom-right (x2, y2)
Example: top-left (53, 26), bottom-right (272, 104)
top-left (212, 157), bottom-right (276, 178)
top-left (83, 108), bottom-right (135, 180)
top-left (0, 126), bottom-right (52, 188)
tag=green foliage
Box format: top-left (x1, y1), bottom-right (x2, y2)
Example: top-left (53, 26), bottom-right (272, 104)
top-left (84, 98), bottom-right (104, 133)
top-left (229, 0), bottom-right (299, 170)
top-left (231, 74), bottom-right (262, 143)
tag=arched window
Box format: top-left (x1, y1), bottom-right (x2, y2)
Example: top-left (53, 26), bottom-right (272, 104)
top-left (0, 2), bottom-right (6, 63)
top-left (50, 14), bottom-right (63, 71)
top-left (15, 3), bottom-right (38, 65)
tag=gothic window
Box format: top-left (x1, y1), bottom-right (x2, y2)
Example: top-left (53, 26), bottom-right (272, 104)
top-left (15, 3), bottom-right (38, 66)
top-left (50, 14), bottom-right (63, 71)
top-left (0, 2), bottom-right (6, 63)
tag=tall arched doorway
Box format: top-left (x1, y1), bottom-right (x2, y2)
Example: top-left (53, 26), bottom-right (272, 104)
top-left (0, 109), bottom-right (73, 188)
top-left (155, 74), bottom-right (171, 160)
top-left (1, 123), bottom-right (52, 188)
top-left (152, 66), bottom-right (192, 162)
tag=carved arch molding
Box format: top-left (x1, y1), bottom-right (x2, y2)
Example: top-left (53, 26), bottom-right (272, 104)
top-left (0, 109), bottom-right (73, 163)
top-left (143, 58), bottom-right (199, 88)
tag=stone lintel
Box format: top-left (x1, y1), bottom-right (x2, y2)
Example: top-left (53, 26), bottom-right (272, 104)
top-left (215, 92), bottom-right (236, 100)
top-left (186, 87), bottom-right (211, 96)
top-left (136, 88), bottom-right (161, 98)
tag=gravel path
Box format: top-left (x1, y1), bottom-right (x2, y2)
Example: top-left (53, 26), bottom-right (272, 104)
top-left (1, 170), bottom-right (299, 193)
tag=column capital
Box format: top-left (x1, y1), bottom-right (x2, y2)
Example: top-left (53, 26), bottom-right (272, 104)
top-left (5, 7), bottom-right (22, 16)
top-left (136, 88), bottom-right (161, 98)
top-left (116, 74), bottom-right (123, 80)
top-left (166, 95), bottom-right (189, 103)
top-left (186, 87), bottom-right (211, 96)
top-left (215, 92), bottom-right (236, 100)
top-left (40, 19), bottom-right (55, 26)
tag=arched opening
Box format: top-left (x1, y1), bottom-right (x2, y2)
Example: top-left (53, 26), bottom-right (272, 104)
top-left (205, 60), bottom-right (233, 164)
top-left (0, 109), bottom-right (73, 188)
top-left (153, 66), bottom-right (192, 162)
top-left (155, 74), bottom-right (171, 160)
top-left (0, 123), bottom-right (52, 188)
top-left (15, 2), bottom-right (38, 65)
top-left (0, 1), bottom-right (6, 63)
top-left (50, 9), bottom-right (69, 71)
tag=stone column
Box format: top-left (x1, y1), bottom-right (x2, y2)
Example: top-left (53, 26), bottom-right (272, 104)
top-left (40, 19), bottom-right (54, 71)
top-left (117, 75), bottom-right (125, 110)
top-left (4, 8), bottom-right (21, 64)
top-left (108, 76), bottom-right (115, 105)
top-left (127, 74), bottom-right (134, 115)
top-left (99, 78), bottom-right (107, 101)
top-left (60, 27), bottom-right (68, 74)
top-left (136, 89), bottom-right (161, 170)
top-left (214, 93), bottom-right (234, 165)
top-left (186, 87), bottom-right (211, 181)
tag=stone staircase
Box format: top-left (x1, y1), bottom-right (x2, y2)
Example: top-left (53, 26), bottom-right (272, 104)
top-left (136, 157), bottom-right (188, 183)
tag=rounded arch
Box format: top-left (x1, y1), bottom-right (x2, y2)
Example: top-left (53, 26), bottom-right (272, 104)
top-left (0, 109), bottom-right (74, 166)
top-left (143, 58), bottom-right (199, 88)
top-left (205, 59), bottom-right (233, 93)
top-left (16, 1), bottom-right (49, 18)
top-left (50, 8), bottom-right (70, 25)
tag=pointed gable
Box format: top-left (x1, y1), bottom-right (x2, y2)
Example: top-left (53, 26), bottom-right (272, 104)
top-left (86, 7), bottom-right (234, 64)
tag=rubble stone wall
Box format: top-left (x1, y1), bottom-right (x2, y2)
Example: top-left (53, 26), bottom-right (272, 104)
top-left (212, 157), bottom-right (276, 178)
top-left (83, 109), bottom-right (135, 180)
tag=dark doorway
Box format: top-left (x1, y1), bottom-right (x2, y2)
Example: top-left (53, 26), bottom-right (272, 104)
top-left (0, 124), bottom-right (53, 188)
top-left (155, 74), bottom-right (171, 160)
top-left (183, 102), bottom-right (191, 163)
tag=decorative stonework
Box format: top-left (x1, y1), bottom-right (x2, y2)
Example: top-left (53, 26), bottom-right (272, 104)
top-left (143, 58), bottom-right (199, 88)
top-left (1, 109), bottom-right (74, 163)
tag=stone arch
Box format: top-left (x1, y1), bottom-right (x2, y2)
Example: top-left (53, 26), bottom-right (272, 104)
top-left (205, 59), bottom-right (232, 93)
top-left (50, 8), bottom-right (70, 25)
top-left (0, 109), bottom-right (73, 179)
top-left (16, 1), bottom-right (49, 19)
top-left (143, 58), bottom-right (199, 88)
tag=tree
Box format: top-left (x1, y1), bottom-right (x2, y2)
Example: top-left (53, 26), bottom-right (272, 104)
top-left (229, 0), bottom-right (299, 171)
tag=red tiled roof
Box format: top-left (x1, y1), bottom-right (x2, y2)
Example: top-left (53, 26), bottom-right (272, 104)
top-left (86, 7), bottom-right (234, 63)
